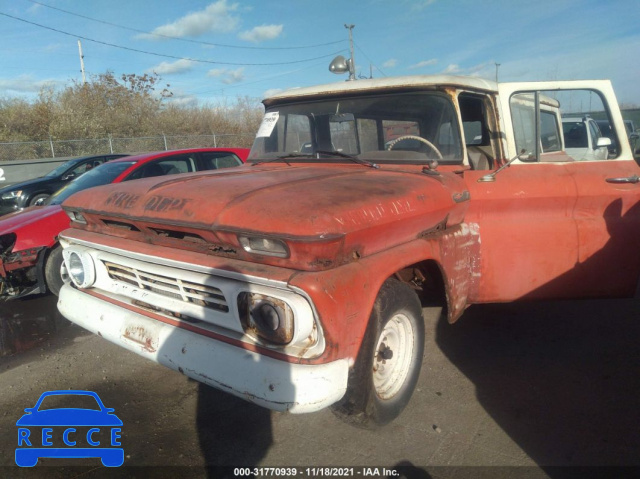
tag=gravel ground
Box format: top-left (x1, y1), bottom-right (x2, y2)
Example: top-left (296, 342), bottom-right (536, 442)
top-left (0, 294), bottom-right (639, 478)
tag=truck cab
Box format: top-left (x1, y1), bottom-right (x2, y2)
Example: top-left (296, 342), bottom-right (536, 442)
top-left (56, 75), bottom-right (640, 426)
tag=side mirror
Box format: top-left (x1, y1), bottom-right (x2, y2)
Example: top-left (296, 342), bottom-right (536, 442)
top-left (596, 137), bottom-right (612, 148)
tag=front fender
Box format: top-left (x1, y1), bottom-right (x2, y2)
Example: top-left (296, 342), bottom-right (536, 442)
top-left (289, 222), bottom-right (481, 363)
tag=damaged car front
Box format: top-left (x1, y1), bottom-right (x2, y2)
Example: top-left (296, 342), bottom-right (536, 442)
top-left (0, 207), bottom-right (70, 299)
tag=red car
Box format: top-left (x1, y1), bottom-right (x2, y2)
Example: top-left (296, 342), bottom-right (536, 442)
top-left (0, 148), bottom-right (248, 300)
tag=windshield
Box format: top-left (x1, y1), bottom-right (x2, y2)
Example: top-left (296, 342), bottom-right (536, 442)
top-left (249, 92), bottom-right (463, 165)
top-left (45, 160), bottom-right (77, 178)
top-left (47, 160), bottom-right (136, 205)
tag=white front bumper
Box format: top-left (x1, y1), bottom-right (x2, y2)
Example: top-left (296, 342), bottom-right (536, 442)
top-left (58, 285), bottom-right (349, 413)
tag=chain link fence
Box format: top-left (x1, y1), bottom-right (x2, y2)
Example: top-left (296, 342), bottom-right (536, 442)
top-left (0, 133), bottom-right (255, 162)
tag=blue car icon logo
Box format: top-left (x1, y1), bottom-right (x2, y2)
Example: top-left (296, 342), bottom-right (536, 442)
top-left (15, 390), bottom-right (123, 467)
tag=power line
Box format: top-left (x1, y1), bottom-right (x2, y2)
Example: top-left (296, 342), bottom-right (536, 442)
top-left (0, 11), bottom-right (346, 66)
top-left (189, 58), bottom-right (332, 96)
top-left (354, 40), bottom-right (386, 77)
top-left (24, 0), bottom-right (344, 51)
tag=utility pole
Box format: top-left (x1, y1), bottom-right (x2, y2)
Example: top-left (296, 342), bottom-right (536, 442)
top-left (345, 24), bottom-right (356, 81)
top-left (78, 40), bottom-right (86, 85)
top-left (495, 62), bottom-right (500, 83)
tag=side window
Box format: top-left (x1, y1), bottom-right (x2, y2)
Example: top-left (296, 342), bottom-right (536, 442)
top-left (68, 159), bottom-right (103, 178)
top-left (199, 152), bottom-right (242, 170)
top-left (540, 111), bottom-right (561, 152)
top-left (511, 93), bottom-right (538, 157)
top-left (124, 155), bottom-right (195, 181)
top-left (459, 93), bottom-right (497, 170)
top-left (510, 89), bottom-right (617, 162)
top-left (563, 120), bottom-right (587, 148)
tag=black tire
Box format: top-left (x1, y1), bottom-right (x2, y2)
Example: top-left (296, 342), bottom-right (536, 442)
top-left (333, 278), bottom-right (425, 427)
top-left (44, 246), bottom-right (66, 296)
top-left (28, 193), bottom-right (50, 206)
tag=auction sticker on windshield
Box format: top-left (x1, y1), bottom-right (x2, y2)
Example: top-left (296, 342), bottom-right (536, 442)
top-left (256, 111), bottom-right (279, 138)
top-left (15, 390), bottom-right (124, 467)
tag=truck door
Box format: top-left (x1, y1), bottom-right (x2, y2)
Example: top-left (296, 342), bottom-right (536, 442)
top-left (464, 81), bottom-right (640, 302)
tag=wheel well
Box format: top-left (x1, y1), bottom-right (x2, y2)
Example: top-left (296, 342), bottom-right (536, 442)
top-left (27, 191), bottom-right (50, 202)
top-left (391, 260), bottom-right (447, 312)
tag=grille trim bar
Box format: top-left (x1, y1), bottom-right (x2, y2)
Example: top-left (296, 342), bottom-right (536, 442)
top-left (103, 261), bottom-right (229, 312)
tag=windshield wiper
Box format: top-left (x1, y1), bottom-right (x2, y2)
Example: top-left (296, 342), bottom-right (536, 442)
top-left (251, 153), bottom-right (313, 167)
top-left (316, 150), bottom-right (380, 169)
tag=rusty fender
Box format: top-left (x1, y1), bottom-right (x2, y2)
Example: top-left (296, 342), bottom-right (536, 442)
top-left (289, 222), bottom-right (481, 364)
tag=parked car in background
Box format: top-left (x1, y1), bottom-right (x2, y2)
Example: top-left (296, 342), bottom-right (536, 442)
top-left (0, 148), bottom-right (248, 300)
top-left (0, 154), bottom-right (129, 216)
top-left (624, 120), bottom-right (636, 136)
top-left (595, 119), bottom-right (618, 156)
top-left (562, 116), bottom-right (611, 161)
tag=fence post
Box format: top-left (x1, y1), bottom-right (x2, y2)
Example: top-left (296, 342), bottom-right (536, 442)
top-left (213, 134), bottom-right (217, 147)
top-left (49, 136), bottom-right (55, 157)
top-left (108, 134), bottom-right (113, 153)
top-left (163, 134), bottom-right (168, 151)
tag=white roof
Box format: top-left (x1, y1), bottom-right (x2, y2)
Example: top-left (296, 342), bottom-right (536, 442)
top-left (263, 74), bottom-right (499, 104)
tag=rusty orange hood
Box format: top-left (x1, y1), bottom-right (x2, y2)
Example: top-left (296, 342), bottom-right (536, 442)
top-left (62, 164), bottom-right (468, 267)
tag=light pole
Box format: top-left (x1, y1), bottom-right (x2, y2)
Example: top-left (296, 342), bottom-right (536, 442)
top-left (495, 62), bottom-right (501, 83)
top-left (345, 24), bottom-right (356, 81)
top-left (329, 24), bottom-right (357, 81)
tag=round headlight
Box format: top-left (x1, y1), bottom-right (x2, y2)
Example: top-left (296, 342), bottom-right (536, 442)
top-left (68, 252), bottom-right (85, 285)
top-left (253, 302), bottom-right (281, 332)
top-left (65, 249), bottom-right (96, 288)
top-left (238, 293), bottom-right (294, 345)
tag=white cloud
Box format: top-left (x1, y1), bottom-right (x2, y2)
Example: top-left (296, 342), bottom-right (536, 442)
top-left (148, 59), bottom-right (195, 75)
top-left (0, 75), bottom-right (60, 94)
top-left (167, 95), bottom-right (199, 108)
top-left (239, 25), bottom-right (283, 43)
top-left (442, 64), bottom-right (461, 74)
top-left (208, 67), bottom-right (245, 84)
top-left (411, 0), bottom-right (437, 10)
top-left (383, 59), bottom-right (398, 68)
top-left (138, 0), bottom-right (240, 40)
top-left (44, 43), bottom-right (63, 53)
top-left (409, 59), bottom-right (438, 69)
top-left (263, 88), bottom-right (283, 98)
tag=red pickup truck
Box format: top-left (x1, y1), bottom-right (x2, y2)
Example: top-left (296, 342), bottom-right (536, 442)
top-left (56, 76), bottom-right (640, 426)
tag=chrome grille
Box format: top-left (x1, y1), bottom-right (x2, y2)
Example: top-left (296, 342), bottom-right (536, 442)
top-left (103, 261), bottom-right (229, 312)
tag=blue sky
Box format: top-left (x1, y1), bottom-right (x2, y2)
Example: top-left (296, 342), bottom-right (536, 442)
top-left (1, 0), bottom-right (639, 106)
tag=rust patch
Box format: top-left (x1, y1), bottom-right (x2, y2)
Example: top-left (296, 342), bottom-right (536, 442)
top-left (452, 190), bottom-right (471, 203)
top-left (309, 258), bottom-right (333, 268)
top-left (122, 325), bottom-right (157, 353)
top-left (418, 216), bottom-right (448, 238)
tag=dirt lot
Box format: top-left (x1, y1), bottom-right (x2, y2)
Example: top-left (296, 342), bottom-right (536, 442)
top-left (0, 294), bottom-right (639, 478)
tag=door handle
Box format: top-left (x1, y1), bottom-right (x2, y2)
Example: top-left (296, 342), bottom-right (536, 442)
top-left (605, 175), bottom-right (640, 184)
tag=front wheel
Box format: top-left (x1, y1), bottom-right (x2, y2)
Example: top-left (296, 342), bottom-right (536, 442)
top-left (333, 279), bottom-right (425, 427)
top-left (28, 193), bottom-right (50, 206)
top-left (44, 246), bottom-right (68, 296)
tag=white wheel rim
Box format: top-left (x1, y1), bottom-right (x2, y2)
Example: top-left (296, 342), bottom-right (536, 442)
top-left (372, 312), bottom-right (415, 400)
